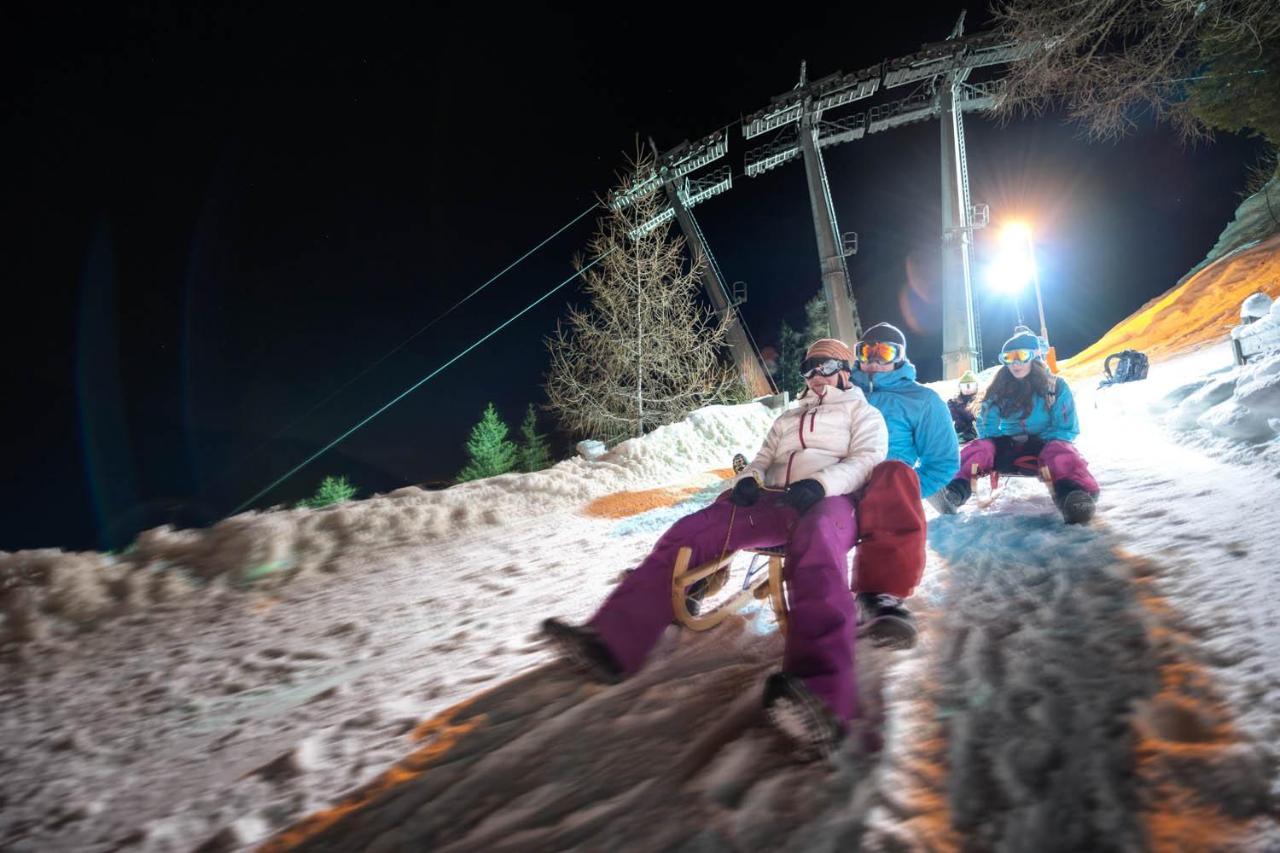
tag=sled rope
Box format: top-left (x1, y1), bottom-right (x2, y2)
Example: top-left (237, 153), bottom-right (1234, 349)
top-left (716, 504), bottom-right (738, 570)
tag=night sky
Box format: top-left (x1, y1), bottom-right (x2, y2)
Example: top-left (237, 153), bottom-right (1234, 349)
top-left (3, 3), bottom-right (1267, 553)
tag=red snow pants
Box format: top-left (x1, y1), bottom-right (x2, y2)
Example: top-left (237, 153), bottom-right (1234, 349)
top-left (850, 461), bottom-right (928, 599)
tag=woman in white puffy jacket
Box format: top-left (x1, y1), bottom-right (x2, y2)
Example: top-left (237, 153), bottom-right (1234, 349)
top-left (543, 339), bottom-right (888, 759)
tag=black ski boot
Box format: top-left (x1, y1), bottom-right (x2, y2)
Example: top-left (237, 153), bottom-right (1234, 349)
top-left (856, 593), bottom-right (919, 650)
top-left (762, 672), bottom-right (844, 761)
top-left (540, 618), bottom-right (623, 684)
top-left (929, 479), bottom-right (971, 515)
top-left (1054, 481), bottom-right (1097, 525)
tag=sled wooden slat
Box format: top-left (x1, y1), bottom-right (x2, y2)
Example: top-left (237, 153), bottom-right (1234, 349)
top-left (672, 546), bottom-right (788, 633)
top-left (674, 549), bottom-right (736, 586)
top-left (767, 552), bottom-right (787, 634)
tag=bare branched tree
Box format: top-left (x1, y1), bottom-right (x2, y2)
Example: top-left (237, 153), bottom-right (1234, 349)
top-left (993, 0), bottom-right (1280, 143)
top-left (545, 154), bottom-right (735, 443)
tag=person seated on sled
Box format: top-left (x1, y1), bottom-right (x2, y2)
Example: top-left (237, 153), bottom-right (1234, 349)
top-left (542, 338), bottom-right (888, 759)
top-left (947, 370), bottom-right (980, 444)
top-left (847, 323), bottom-right (959, 649)
top-left (936, 330), bottom-right (1100, 524)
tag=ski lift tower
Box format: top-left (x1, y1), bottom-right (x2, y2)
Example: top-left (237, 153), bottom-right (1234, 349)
top-left (742, 63), bottom-right (882, 347)
top-left (882, 13), bottom-right (1032, 377)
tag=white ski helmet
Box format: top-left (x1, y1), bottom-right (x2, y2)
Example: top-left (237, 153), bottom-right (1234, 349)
top-left (1241, 292), bottom-right (1272, 321)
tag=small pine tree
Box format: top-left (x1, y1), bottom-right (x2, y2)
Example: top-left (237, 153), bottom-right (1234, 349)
top-left (775, 321), bottom-right (808, 397)
top-left (517, 404), bottom-right (552, 473)
top-left (457, 403), bottom-right (518, 482)
top-left (804, 292), bottom-right (830, 342)
top-left (298, 475), bottom-right (357, 509)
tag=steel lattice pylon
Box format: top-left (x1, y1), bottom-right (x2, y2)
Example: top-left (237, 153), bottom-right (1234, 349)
top-left (616, 16), bottom-right (1036, 381)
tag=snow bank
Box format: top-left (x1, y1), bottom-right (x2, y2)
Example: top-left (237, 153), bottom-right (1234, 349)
top-left (0, 402), bottom-right (775, 644)
top-left (1157, 351), bottom-right (1280, 443)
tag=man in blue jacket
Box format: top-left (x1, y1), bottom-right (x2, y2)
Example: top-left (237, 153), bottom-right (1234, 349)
top-left (848, 322), bottom-right (960, 648)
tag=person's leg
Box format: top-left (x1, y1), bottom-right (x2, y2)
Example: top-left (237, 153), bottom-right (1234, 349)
top-left (1039, 440), bottom-right (1100, 524)
top-left (957, 438), bottom-right (996, 479)
top-left (1039, 440), bottom-right (1100, 495)
top-left (851, 461), bottom-right (926, 598)
top-left (589, 492), bottom-right (792, 675)
top-left (937, 438), bottom-right (995, 509)
top-left (779, 494), bottom-right (860, 723)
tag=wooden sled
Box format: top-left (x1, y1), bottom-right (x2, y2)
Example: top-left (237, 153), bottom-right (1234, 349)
top-left (672, 545), bottom-right (789, 634)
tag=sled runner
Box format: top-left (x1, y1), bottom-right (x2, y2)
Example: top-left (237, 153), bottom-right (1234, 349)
top-left (670, 454), bottom-right (792, 631)
top-left (671, 544), bottom-right (790, 633)
top-left (968, 458), bottom-right (1053, 508)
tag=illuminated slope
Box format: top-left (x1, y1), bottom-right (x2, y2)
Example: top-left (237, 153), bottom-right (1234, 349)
top-left (1058, 234), bottom-right (1280, 383)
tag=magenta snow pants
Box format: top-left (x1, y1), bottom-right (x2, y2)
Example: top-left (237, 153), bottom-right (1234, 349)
top-left (589, 490), bottom-right (860, 723)
top-left (957, 438), bottom-right (1100, 494)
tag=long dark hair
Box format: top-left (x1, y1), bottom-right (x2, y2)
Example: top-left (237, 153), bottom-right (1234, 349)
top-left (981, 360), bottom-right (1052, 420)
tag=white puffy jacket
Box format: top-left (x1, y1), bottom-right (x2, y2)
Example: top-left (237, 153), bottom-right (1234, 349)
top-left (733, 385), bottom-right (888, 497)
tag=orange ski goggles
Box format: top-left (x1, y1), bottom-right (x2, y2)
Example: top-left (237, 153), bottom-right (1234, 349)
top-left (999, 348), bottom-right (1037, 364)
top-left (855, 341), bottom-right (903, 364)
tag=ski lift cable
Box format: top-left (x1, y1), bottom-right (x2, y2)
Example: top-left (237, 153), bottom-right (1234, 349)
top-left (223, 202), bottom-right (601, 480)
top-left (229, 250), bottom-right (613, 516)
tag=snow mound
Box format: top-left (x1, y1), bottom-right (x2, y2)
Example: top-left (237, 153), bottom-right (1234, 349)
top-left (1159, 351), bottom-right (1280, 443)
top-left (0, 403), bottom-right (774, 644)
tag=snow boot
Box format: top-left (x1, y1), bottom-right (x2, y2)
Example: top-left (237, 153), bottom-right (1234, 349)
top-left (856, 593), bottom-right (918, 650)
top-left (1054, 481), bottom-right (1097, 525)
top-left (540, 618), bottom-right (622, 684)
top-left (930, 479), bottom-right (971, 515)
top-left (762, 672), bottom-right (844, 761)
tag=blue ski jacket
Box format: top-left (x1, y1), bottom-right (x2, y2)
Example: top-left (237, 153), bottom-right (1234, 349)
top-left (850, 360), bottom-right (959, 499)
top-left (977, 375), bottom-right (1080, 442)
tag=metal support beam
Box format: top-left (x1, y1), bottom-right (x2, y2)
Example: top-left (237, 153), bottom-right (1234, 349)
top-left (939, 76), bottom-right (980, 380)
top-left (661, 176), bottom-right (774, 396)
top-left (798, 102), bottom-right (862, 347)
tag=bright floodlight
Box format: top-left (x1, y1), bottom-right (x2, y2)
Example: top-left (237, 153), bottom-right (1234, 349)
top-left (1001, 221), bottom-right (1032, 244)
top-left (987, 251), bottom-right (1034, 294)
top-left (987, 220), bottom-right (1036, 293)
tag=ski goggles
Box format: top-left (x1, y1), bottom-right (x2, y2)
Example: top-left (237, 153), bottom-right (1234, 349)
top-left (999, 348), bottom-right (1038, 364)
top-left (800, 357), bottom-right (851, 378)
top-left (854, 341), bottom-right (903, 364)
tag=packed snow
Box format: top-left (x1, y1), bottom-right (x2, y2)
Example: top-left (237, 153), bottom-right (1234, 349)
top-left (3, 309), bottom-right (1280, 848)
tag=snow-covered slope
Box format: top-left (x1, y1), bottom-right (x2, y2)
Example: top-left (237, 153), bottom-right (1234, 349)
top-left (4, 297), bottom-right (1280, 849)
top-left (0, 404), bottom-right (775, 645)
top-left (3, 344), bottom-right (1277, 851)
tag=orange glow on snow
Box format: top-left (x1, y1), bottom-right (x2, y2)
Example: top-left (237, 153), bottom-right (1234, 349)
top-left (258, 699), bottom-right (485, 852)
top-left (582, 469), bottom-right (733, 519)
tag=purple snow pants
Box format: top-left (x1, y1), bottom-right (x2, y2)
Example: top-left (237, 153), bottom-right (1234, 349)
top-left (589, 490), bottom-right (860, 723)
top-left (957, 438), bottom-right (1100, 494)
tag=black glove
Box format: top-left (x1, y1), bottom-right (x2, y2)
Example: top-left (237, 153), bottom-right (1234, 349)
top-left (729, 477), bottom-right (760, 507)
top-left (779, 479), bottom-right (825, 514)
